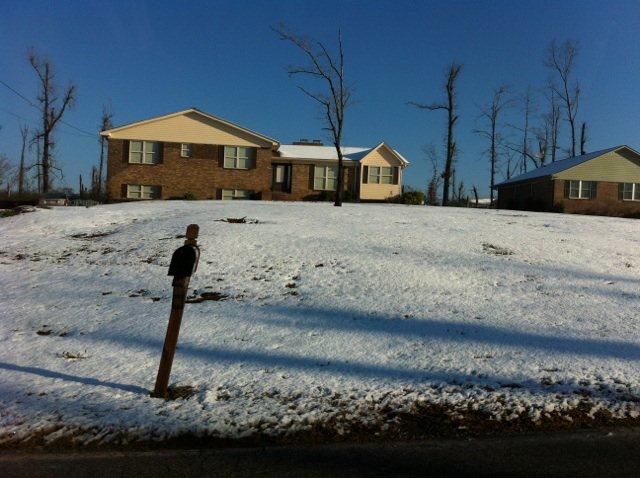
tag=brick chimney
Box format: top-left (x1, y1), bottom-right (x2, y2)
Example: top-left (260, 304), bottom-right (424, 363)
top-left (293, 139), bottom-right (324, 146)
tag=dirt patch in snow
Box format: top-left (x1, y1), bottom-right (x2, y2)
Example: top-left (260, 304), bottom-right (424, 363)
top-left (70, 230), bottom-right (116, 240)
top-left (215, 217), bottom-right (260, 224)
top-left (186, 292), bottom-right (234, 303)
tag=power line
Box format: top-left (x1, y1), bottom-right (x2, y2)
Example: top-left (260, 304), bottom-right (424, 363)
top-left (0, 78), bottom-right (96, 138)
top-left (0, 79), bottom-right (37, 107)
top-left (0, 107), bottom-right (97, 140)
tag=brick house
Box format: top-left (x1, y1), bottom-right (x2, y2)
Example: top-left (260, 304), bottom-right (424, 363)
top-left (101, 108), bottom-right (409, 202)
top-left (494, 145), bottom-right (640, 217)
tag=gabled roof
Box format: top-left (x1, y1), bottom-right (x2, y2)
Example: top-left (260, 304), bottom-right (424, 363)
top-left (494, 145), bottom-right (639, 187)
top-left (277, 141), bottom-right (410, 165)
top-left (100, 108), bottom-right (279, 145)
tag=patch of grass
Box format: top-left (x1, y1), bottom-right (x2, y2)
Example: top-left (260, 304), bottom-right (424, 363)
top-left (166, 385), bottom-right (198, 400)
top-left (56, 350), bottom-right (88, 360)
top-left (216, 217), bottom-right (259, 224)
top-left (70, 231), bottom-right (114, 239)
top-left (0, 210), bottom-right (19, 218)
top-left (482, 243), bottom-right (514, 256)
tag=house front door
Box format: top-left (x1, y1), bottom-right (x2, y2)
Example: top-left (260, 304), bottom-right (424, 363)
top-left (272, 164), bottom-right (291, 193)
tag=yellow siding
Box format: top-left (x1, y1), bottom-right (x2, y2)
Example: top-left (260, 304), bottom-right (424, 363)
top-left (360, 146), bottom-right (403, 200)
top-left (107, 111), bottom-right (272, 147)
top-left (555, 149), bottom-right (640, 182)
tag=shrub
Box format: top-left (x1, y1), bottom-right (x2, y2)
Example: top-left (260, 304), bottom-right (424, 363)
top-left (303, 190), bottom-right (356, 202)
top-left (387, 190), bottom-right (425, 205)
top-left (183, 192), bottom-right (196, 200)
top-left (0, 209), bottom-right (19, 218)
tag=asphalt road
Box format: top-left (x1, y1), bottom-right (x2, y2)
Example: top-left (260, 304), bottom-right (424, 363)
top-left (2, 427), bottom-right (640, 477)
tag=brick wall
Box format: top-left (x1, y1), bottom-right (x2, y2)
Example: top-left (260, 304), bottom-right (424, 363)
top-left (271, 163), bottom-right (355, 201)
top-left (497, 178), bottom-right (554, 211)
top-left (497, 178), bottom-right (640, 217)
top-left (553, 179), bottom-right (640, 216)
top-left (107, 139), bottom-right (356, 202)
top-left (107, 139), bottom-right (274, 200)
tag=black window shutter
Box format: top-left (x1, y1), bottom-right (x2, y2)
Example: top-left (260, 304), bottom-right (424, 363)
top-left (362, 166), bottom-right (369, 184)
top-left (619, 183), bottom-right (624, 201)
top-left (590, 181), bottom-right (597, 199)
top-left (157, 142), bottom-right (164, 163)
top-left (123, 140), bottom-right (130, 163)
top-left (251, 148), bottom-right (258, 169)
top-left (563, 180), bottom-right (570, 198)
top-left (392, 167), bottom-right (399, 185)
top-left (218, 145), bottom-right (225, 167)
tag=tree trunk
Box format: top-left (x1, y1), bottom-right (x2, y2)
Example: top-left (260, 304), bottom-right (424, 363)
top-left (42, 129), bottom-right (50, 193)
top-left (490, 120), bottom-right (496, 205)
top-left (442, 94), bottom-right (454, 206)
top-left (18, 126), bottom-right (27, 195)
top-left (334, 149), bottom-right (343, 207)
top-left (98, 136), bottom-right (105, 198)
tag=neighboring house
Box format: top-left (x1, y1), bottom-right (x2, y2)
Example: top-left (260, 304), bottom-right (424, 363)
top-left (494, 145), bottom-right (640, 217)
top-left (38, 193), bottom-right (69, 207)
top-left (101, 108), bottom-right (409, 202)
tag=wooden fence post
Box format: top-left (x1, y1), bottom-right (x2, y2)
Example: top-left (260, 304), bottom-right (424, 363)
top-left (151, 224), bottom-right (199, 398)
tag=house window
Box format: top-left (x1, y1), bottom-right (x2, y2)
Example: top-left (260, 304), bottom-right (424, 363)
top-left (224, 146), bottom-right (255, 169)
top-left (221, 189), bottom-right (252, 200)
top-left (129, 141), bottom-right (159, 164)
top-left (314, 165), bottom-right (338, 191)
top-left (126, 184), bottom-right (160, 199)
top-left (621, 183), bottom-right (640, 201)
top-left (180, 143), bottom-right (192, 158)
top-left (368, 166), bottom-right (394, 184)
top-left (567, 180), bottom-right (596, 199)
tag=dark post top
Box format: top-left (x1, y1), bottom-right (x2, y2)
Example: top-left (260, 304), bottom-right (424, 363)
top-left (185, 224), bottom-right (199, 245)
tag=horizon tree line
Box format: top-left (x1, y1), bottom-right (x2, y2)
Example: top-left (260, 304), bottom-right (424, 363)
top-left (2, 37), bottom-right (588, 207)
top-left (0, 49), bottom-right (111, 200)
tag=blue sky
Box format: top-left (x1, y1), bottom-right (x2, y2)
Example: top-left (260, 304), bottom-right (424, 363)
top-left (1, 0), bottom-right (639, 196)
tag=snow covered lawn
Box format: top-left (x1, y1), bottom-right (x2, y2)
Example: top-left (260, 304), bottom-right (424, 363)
top-left (1, 201), bottom-right (639, 446)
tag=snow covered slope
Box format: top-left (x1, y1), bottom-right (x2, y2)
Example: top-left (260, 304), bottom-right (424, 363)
top-left (1, 201), bottom-right (639, 445)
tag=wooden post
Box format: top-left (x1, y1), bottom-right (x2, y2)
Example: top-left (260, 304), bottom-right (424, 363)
top-left (152, 224), bottom-right (199, 398)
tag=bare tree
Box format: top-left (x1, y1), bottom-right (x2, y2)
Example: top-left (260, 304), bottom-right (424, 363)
top-left (504, 149), bottom-right (519, 180)
top-left (504, 88), bottom-right (541, 173)
top-left (31, 132), bottom-right (42, 193)
top-left (274, 24), bottom-right (351, 207)
top-left (78, 174), bottom-right (85, 198)
top-left (18, 125), bottom-right (29, 194)
top-left (423, 143), bottom-right (441, 205)
top-left (455, 180), bottom-right (466, 204)
top-left (545, 40), bottom-right (580, 157)
top-left (0, 154), bottom-right (14, 193)
top-left (91, 165), bottom-right (99, 198)
top-left (474, 85), bottom-right (510, 205)
top-left (472, 185), bottom-right (479, 207)
top-left (534, 124), bottom-right (548, 167)
top-left (580, 121), bottom-right (588, 155)
top-left (29, 50), bottom-right (76, 193)
top-left (97, 105), bottom-right (113, 198)
top-left (410, 62), bottom-right (462, 206)
top-left (519, 88), bottom-right (533, 172)
top-left (450, 167), bottom-right (457, 202)
top-left (545, 87), bottom-right (562, 162)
